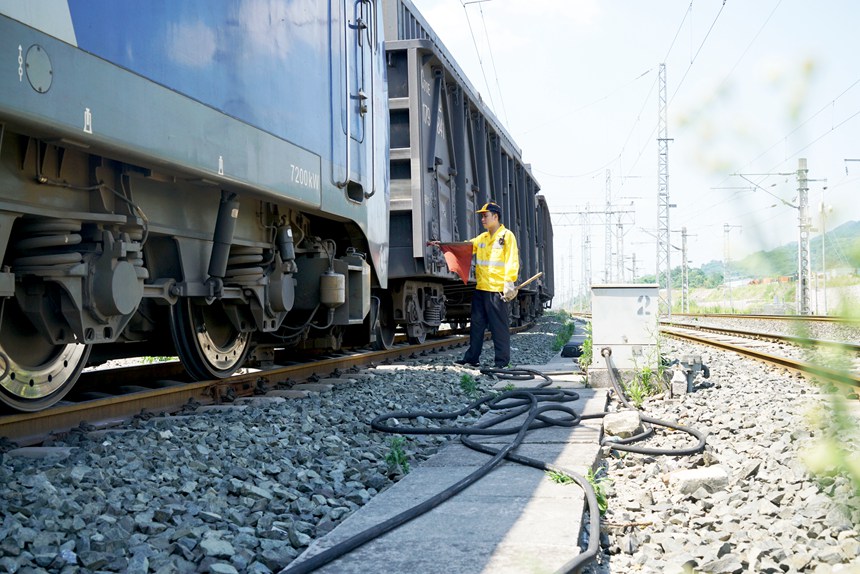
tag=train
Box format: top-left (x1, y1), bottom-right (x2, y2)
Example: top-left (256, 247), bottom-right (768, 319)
top-left (0, 0), bottom-right (553, 412)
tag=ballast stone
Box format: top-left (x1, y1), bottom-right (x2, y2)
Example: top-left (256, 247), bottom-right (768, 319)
top-left (603, 410), bottom-right (642, 438)
top-left (665, 465), bottom-right (730, 494)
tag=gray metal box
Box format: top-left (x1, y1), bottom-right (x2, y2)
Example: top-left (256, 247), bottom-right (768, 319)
top-left (591, 284), bottom-right (659, 370)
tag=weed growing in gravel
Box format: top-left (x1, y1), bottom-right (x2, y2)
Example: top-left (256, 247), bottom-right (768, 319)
top-left (459, 373), bottom-right (478, 396)
top-left (622, 377), bottom-right (649, 409)
top-left (578, 322), bottom-right (593, 370)
top-left (546, 470), bottom-right (575, 485)
top-left (586, 467), bottom-right (611, 516)
top-left (502, 383), bottom-right (516, 392)
top-left (546, 468), bottom-right (611, 516)
top-left (385, 437), bottom-right (410, 475)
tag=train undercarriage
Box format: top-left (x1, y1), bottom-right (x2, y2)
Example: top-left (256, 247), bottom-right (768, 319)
top-left (0, 134), bottom-right (379, 411)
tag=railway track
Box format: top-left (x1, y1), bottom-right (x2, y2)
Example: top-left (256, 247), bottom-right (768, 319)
top-left (661, 323), bottom-right (860, 390)
top-left (0, 332), bottom-right (477, 445)
top-left (661, 320), bottom-right (860, 354)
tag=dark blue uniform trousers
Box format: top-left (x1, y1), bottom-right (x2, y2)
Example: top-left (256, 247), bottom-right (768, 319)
top-left (462, 289), bottom-right (510, 368)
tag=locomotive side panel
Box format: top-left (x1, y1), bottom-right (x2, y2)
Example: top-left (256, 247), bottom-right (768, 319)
top-left (0, 2), bottom-right (389, 410)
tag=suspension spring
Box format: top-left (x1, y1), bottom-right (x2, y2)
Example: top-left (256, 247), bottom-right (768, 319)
top-left (12, 218), bottom-right (83, 269)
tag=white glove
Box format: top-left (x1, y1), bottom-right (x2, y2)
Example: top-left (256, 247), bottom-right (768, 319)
top-left (503, 281), bottom-right (517, 302)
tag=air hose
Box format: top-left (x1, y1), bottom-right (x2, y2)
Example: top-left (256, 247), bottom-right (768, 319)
top-left (280, 353), bottom-right (707, 574)
top-left (591, 348), bottom-right (707, 456)
top-left (280, 368), bottom-right (601, 574)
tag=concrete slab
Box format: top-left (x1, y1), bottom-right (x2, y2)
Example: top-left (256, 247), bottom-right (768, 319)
top-left (267, 390), bottom-right (311, 399)
top-left (317, 378), bottom-right (358, 386)
top-left (291, 383), bottom-right (335, 392)
top-left (290, 389), bottom-right (608, 574)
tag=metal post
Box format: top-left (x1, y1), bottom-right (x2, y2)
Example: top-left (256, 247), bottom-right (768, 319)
top-left (656, 63), bottom-right (672, 316)
top-left (723, 223), bottom-right (740, 312)
top-left (617, 215), bottom-right (625, 283)
top-left (797, 158), bottom-right (811, 315)
top-left (605, 170), bottom-right (613, 283)
top-left (821, 200), bottom-right (827, 315)
top-left (681, 227), bottom-right (689, 313)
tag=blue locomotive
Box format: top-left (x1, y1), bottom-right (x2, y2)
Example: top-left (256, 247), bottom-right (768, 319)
top-left (0, 0), bottom-right (552, 412)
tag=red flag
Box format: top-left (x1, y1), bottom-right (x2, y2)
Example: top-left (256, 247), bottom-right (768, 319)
top-left (439, 242), bottom-right (473, 284)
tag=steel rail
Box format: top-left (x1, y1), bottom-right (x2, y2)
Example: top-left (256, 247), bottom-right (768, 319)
top-left (661, 326), bottom-right (860, 388)
top-left (660, 321), bottom-right (860, 354)
top-left (669, 312), bottom-right (859, 324)
top-left (0, 323), bottom-right (535, 445)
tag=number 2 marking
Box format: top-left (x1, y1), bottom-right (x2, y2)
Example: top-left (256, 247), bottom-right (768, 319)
top-left (637, 295), bottom-right (651, 315)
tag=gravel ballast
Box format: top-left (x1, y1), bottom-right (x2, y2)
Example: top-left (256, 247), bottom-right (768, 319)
top-left (584, 333), bottom-right (860, 573)
top-left (0, 315), bottom-right (567, 574)
top-left (2, 313), bottom-right (859, 573)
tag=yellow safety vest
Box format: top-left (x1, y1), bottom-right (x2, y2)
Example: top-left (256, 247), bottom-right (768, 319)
top-left (471, 225), bottom-right (519, 292)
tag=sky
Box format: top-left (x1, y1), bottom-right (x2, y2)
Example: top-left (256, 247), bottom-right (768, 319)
top-left (408, 0), bottom-right (860, 305)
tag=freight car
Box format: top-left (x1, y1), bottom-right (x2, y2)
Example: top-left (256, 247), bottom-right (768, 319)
top-left (377, 0), bottom-right (554, 346)
top-left (0, 1), bottom-right (551, 412)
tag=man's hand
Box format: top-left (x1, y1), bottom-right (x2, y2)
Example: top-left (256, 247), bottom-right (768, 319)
top-left (503, 281), bottom-right (517, 302)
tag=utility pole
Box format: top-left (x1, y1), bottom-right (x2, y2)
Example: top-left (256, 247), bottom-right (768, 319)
top-left (680, 227), bottom-right (693, 313)
top-left (656, 62), bottom-right (673, 315)
top-left (616, 214), bottom-right (626, 283)
top-left (732, 159), bottom-right (824, 316)
top-left (819, 199), bottom-right (831, 315)
top-left (604, 170), bottom-right (613, 283)
top-left (796, 158), bottom-right (812, 315)
top-left (723, 223), bottom-right (741, 312)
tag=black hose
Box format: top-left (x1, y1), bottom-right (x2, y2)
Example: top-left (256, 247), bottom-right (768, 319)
top-left (279, 368), bottom-right (602, 574)
top-left (595, 348), bottom-right (707, 456)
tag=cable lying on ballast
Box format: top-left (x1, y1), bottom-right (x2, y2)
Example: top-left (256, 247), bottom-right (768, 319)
top-left (589, 347), bottom-right (707, 457)
top-left (279, 368), bottom-right (601, 574)
top-left (279, 356), bottom-right (707, 574)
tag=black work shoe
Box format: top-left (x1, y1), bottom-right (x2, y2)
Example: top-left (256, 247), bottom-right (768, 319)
top-left (455, 359), bottom-right (479, 367)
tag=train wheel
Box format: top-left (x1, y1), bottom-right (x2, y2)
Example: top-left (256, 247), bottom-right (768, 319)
top-left (0, 299), bottom-right (90, 412)
top-left (406, 325), bottom-right (427, 345)
top-left (170, 298), bottom-right (251, 380)
top-left (372, 294), bottom-right (396, 350)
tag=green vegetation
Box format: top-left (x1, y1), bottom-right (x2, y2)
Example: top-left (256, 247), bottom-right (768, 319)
top-left (385, 437), bottom-right (410, 475)
top-left (551, 319), bottom-right (577, 352)
top-left (578, 322), bottom-right (593, 370)
top-left (546, 470), bottom-right (575, 485)
top-left (586, 467), bottom-right (611, 516)
top-left (800, 342), bottom-right (860, 519)
top-left (546, 467), bottom-right (611, 516)
top-left (459, 373), bottom-right (478, 396)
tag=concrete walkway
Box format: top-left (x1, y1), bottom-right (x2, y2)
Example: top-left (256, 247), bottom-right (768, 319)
top-left (289, 363), bottom-right (606, 574)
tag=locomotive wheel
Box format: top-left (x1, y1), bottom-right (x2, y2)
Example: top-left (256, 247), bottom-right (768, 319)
top-left (372, 294), bottom-right (396, 350)
top-left (0, 299), bottom-right (91, 412)
top-left (406, 325), bottom-right (427, 345)
top-left (170, 298), bottom-right (251, 380)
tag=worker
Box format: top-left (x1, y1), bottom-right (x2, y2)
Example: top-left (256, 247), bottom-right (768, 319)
top-left (433, 201), bottom-right (519, 368)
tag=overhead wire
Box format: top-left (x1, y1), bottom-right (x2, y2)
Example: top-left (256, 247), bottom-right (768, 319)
top-left (719, 76), bottom-right (860, 188)
top-left (461, 1), bottom-right (496, 113)
top-left (623, 0), bottom-right (729, 182)
top-left (476, 2), bottom-right (509, 126)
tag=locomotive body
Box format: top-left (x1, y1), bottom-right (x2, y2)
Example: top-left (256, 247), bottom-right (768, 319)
top-left (0, 1), bottom-right (389, 410)
top-left (0, 0), bottom-right (553, 412)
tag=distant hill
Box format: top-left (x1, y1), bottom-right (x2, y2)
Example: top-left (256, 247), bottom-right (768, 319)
top-left (704, 220), bottom-right (860, 279)
top-left (639, 221), bottom-right (860, 287)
